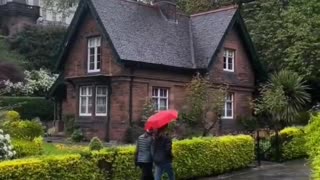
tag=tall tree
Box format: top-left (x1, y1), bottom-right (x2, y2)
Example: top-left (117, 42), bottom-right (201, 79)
top-left (9, 26), bottom-right (66, 71)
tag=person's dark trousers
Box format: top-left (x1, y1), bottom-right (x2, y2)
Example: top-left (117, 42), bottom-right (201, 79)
top-left (139, 162), bottom-right (154, 180)
top-left (154, 163), bottom-right (175, 180)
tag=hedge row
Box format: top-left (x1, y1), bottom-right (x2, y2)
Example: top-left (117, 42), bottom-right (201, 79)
top-left (12, 138), bottom-right (43, 158)
top-left (0, 96), bottom-right (54, 121)
top-left (305, 114), bottom-right (320, 179)
top-left (0, 135), bottom-right (254, 180)
top-left (278, 127), bottom-right (307, 160)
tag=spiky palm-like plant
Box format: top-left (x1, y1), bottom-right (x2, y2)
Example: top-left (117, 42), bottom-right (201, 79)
top-left (268, 70), bottom-right (310, 125)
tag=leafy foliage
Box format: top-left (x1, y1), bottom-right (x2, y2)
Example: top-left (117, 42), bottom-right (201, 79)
top-left (12, 138), bottom-right (43, 158)
top-left (184, 73), bottom-right (228, 135)
top-left (0, 38), bottom-right (25, 67)
top-left (1, 111), bottom-right (44, 141)
top-left (0, 97), bottom-right (54, 121)
top-left (89, 137), bottom-right (103, 151)
top-left (71, 129), bottom-right (85, 142)
top-left (254, 70), bottom-right (310, 128)
top-left (9, 26), bottom-right (66, 71)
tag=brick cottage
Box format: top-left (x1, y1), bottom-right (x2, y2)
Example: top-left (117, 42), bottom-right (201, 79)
top-left (49, 0), bottom-right (264, 141)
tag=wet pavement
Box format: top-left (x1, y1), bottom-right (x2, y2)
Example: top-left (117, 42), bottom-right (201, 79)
top-left (201, 159), bottom-right (310, 180)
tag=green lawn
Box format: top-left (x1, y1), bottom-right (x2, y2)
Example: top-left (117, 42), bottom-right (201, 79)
top-left (42, 143), bottom-right (88, 155)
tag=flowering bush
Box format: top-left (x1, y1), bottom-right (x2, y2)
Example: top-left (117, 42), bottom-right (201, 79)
top-left (1, 69), bottom-right (58, 96)
top-left (0, 129), bottom-right (16, 160)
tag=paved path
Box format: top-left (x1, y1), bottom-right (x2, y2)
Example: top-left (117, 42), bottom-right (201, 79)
top-left (201, 159), bottom-right (310, 180)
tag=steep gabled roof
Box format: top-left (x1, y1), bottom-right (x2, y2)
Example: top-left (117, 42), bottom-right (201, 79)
top-left (191, 7), bottom-right (237, 68)
top-left (55, 0), bottom-right (263, 77)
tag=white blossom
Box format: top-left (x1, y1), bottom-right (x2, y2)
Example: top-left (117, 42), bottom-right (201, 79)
top-left (4, 134), bottom-right (10, 141)
top-left (0, 69), bottom-right (58, 96)
top-left (0, 129), bottom-right (16, 160)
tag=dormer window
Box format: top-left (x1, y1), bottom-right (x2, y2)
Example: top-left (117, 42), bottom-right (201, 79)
top-left (88, 37), bottom-right (101, 73)
top-left (223, 49), bottom-right (235, 72)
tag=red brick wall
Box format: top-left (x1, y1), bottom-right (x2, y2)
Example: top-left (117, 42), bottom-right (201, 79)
top-left (210, 27), bottom-right (255, 130)
top-left (209, 27), bottom-right (255, 88)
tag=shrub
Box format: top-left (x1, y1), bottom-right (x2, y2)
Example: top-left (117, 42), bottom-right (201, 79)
top-left (124, 124), bottom-right (144, 143)
top-left (0, 96), bottom-right (54, 121)
top-left (280, 127), bottom-right (306, 160)
top-left (0, 155), bottom-right (105, 180)
top-left (0, 135), bottom-right (254, 179)
top-left (4, 110), bottom-right (20, 122)
top-left (2, 112), bottom-right (44, 141)
top-left (12, 138), bottom-right (43, 158)
top-left (305, 114), bottom-right (320, 179)
top-left (173, 135), bottom-right (254, 179)
top-left (71, 129), bottom-right (84, 142)
top-left (89, 137), bottom-right (103, 151)
top-left (269, 126), bottom-right (307, 161)
top-left (0, 129), bottom-right (15, 160)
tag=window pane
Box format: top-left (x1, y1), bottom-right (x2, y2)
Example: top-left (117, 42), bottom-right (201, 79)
top-left (228, 51), bottom-right (233, 58)
top-left (88, 87), bottom-right (92, 95)
top-left (97, 56), bottom-right (101, 70)
top-left (223, 57), bottom-right (227, 69)
top-left (226, 102), bottom-right (232, 110)
top-left (90, 48), bottom-right (95, 55)
top-left (80, 87), bottom-right (86, 95)
top-left (227, 109), bottom-right (232, 117)
top-left (97, 87), bottom-right (107, 95)
top-left (96, 97), bottom-right (106, 114)
top-left (152, 88), bottom-right (158, 97)
top-left (96, 37), bottom-right (101, 46)
top-left (228, 57), bottom-right (233, 70)
top-left (160, 89), bottom-right (167, 97)
top-left (160, 99), bottom-right (167, 110)
top-left (80, 97), bottom-right (87, 113)
top-left (152, 98), bottom-right (158, 110)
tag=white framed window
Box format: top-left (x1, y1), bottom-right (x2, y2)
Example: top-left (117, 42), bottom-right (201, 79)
top-left (87, 37), bottom-right (101, 73)
top-left (152, 88), bottom-right (169, 111)
top-left (222, 93), bottom-right (234, 119)
top-left (223, 49), bottom-right (235, 72)
top-left (79, 86), bottom-right (93, 116)
top-left (96, 86), bottom-right (108, 116)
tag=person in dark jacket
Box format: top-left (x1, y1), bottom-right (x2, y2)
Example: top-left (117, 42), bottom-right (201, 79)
top-left (135, 130), bottom-right (154, 180)
top-left (152, 128), bottom-right (175, 180)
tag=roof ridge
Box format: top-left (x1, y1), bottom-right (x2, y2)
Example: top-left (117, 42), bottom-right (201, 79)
top-left (190, 5), bottom-right (238, 17)
top-left (119, 0), bottom-right (158, 9)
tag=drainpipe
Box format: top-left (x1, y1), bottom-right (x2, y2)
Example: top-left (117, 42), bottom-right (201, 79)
top-left (129, 68), bottom-right (134, 126)
top-left (106, 79), bottom-right (112, 142)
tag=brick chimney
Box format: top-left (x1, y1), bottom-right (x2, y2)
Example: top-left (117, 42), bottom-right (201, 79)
top-left (152, 0), bottom-right (177, 22)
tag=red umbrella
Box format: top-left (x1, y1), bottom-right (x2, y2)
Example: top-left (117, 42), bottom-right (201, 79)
top-left (145, 110), bottom-right (178, 131)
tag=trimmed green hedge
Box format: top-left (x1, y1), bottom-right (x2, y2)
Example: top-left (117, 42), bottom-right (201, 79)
top-left (279, 127), bottom-right (307, 160)
top-left (305, 114), bottom-right (320, 179)
top-left (12, 138), bottom-right (43, 158)
top-left (173, 135), bottom-right (254, 179)
top-left (0, 135), bottom-right (254, 179)
top-left (0, 96), bottom-right (54, 121)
